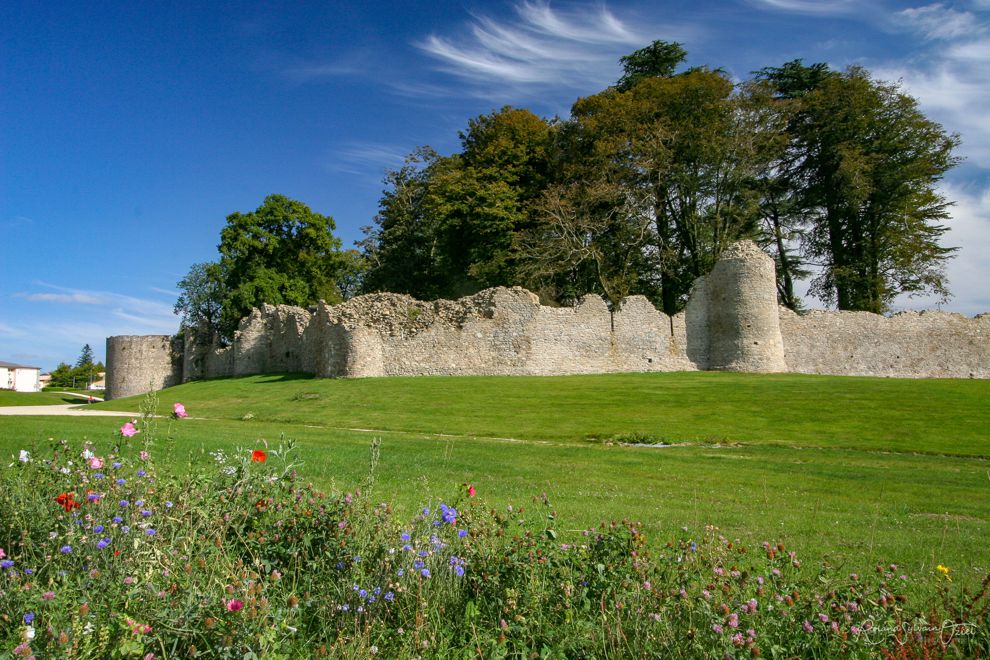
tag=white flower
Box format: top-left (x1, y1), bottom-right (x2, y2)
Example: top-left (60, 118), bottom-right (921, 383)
top-left (223, 466), bottom-right (236, 475)
top-left (82, 449), bottom-right (94, 459)
top-left (21, 625), bottom-right (35, 642)
top-left (60, 467), bottom-right (70, 474)
top-left (18, 450), bottom-right (30, 463)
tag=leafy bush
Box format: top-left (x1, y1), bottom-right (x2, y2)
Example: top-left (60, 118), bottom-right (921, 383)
top-left (1, 404), bottom-right (987, 658)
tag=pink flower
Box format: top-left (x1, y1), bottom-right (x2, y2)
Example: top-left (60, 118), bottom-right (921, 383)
top-left (90, 457), bottom-right (104, 470)
top-left (731, 632), bottom-right (744, 646)
top-left (172, 402), bottom-right (188, 418)
top-left (225, 598), bottom-right (244, 612)
top-left (120, 421), bottom-right (138, 437)
top-left (139, 451), bottom-right (149, 461)
top-left (803, 620), bottom-right (814, 633)
top-left (42, 591), bottom-right (55, 600)
top-left (727, 613), bottom-right (739, 628)
top-left (0, 547), bottom-right (5, 559)
top-left (467, 484), bottom-right (476, 497)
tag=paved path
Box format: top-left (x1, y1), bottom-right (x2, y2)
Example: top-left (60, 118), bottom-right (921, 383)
top-left (0, 405), bottom-right (136, 417)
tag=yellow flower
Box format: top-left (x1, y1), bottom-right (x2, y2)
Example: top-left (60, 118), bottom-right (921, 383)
top-left (936, 564), bottom-right (950, 575)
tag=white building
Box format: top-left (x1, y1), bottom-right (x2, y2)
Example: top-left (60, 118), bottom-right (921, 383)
top-left (0, 361), bottom-right (42, 392)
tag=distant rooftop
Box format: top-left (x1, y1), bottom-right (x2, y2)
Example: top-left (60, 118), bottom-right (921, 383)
top-left (0, 360), bottom-right (41, 370)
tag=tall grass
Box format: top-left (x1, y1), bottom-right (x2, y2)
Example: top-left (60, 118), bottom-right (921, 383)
top-left (1, 398), bottom-right (987, 657)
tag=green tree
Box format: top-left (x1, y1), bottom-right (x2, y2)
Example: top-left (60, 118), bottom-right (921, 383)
top-left (560, 63), bottom-right (768, 314)
top-left (616, 40), bottom-right (687, 91)
top-left (217, 194), bottom-right (347, 337)
top-left (48, 362), bottom-right (73, 388)
top-left (174, 262), bottom-right (226, 342)
top-left (759, 63), bottom-right (961, 312)
top-left (362, 108), bottom-right (554, 299)
top-left (75, 344), bottom-right (94, 369)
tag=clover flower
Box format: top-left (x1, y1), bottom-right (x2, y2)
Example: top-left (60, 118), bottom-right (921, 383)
top-left (120, 421), bottom-right (138, 437)
top-left (172, 402), bottom-right (188, 418)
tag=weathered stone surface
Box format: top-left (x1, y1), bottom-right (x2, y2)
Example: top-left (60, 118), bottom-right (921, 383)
top-left (780, 308), bottom-right (990, 378)
top-left (686, 241), bottom-right (787, 372)
top-left (106, 335), bottom-right (183, 399)
top-left (104, 240), bottom-right (990, 399)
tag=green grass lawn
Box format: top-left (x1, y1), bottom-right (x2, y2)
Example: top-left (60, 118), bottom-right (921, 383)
top-left (2, 372), bottom-right (988, 585)
top-left (0, 390), bottom-right (95, 406)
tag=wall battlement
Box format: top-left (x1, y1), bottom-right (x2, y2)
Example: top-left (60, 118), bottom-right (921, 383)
top-left (106, 241), bottom-right (989, 398)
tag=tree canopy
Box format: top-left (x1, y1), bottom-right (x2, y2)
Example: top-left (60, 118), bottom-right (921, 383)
top-left (359, 46), bottom-right (960, 314)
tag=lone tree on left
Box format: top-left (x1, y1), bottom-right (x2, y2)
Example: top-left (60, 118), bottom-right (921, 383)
top-left (174, 194), bottom-right (351, 343)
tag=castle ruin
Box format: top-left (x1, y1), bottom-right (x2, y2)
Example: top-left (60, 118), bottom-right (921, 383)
top-left (105, 241), bottom-right (989, 399)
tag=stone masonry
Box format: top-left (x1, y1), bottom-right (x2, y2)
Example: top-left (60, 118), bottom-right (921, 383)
top-left (106, 241), bottom-right (989, 398)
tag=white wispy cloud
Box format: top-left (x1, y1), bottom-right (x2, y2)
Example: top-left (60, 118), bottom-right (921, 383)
top-left (746, 0), bottom-right (861, 15)
top-left (893, 182), bottom-right (990, 315)
top-left (3, 284), bottom-right (180, 369)
top-left (414, 1), bottom-right (690, 97)
top-left (875, 3), bottom-right (990, 168)
top-left (896, 3), bottom-right (983, 40)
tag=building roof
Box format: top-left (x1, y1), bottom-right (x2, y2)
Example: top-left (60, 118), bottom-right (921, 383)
top-left (0, 360), bottom-right (41, 370)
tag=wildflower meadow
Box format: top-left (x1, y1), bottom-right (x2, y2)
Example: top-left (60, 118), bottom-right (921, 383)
top-left (1, 398), bottom-right (987, 658)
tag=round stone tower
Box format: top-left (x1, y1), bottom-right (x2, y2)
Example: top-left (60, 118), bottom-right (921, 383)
top-left (704, 241), bottom-right (787, 372)
top-left (105, 335), bottom-right (183, 400)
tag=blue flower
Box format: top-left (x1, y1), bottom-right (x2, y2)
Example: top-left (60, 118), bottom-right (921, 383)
top-left (116, 479), bottom-right (126, 486)
top-left (413, 560), bottom-right (425, 569)
top-left (690, 541), bottom-right (697, 552)
top-left (353, 555), bottom-right (361, 563)
top-left (141, 510), bottom-right (152, 518)
top-left (385, 591), bottom-right (395, 602)
top-left (23, 612), bottom-right (34, 624)
top-left (400, 532), bottom-right (411, 541)
top-left (112, 461), bottom-right (122, 469)
top-left (136, 470), bottom-right (146, 477)
top-left (112, 516), bottom-right (123, 524)
top-left (453, 565), bottom-right (465, 577)
top-left (401, 544), bottom-right (412, 552)
top-left (458, 529), bottom-right (468, 538)
top-left (60, 545), bottom-right (72, 554)
top-left (122, 526), bottom-right (130, 534)
top-left (2, 560), bottom-right (15, 569)
top-left (119, 500), bottom-right (129, 507)
top-left (421, 568), bottom-right (431, 578)
top-left (135, 500), bottom-right (144, 507)
top-left (97, 538), bottom-right (111, 550)
top-left (335, 562), bottom-right (345, 570)
top-left (422, 507), bottom-right (430, 516)
top-left (145, 529), bottom-right (156, 536)
top-left (165, 501), bottom-right (173, 508)
top-left (23, 568), bottom-right (32, 575)
top-left (397, 568), bottom-right (405, 577)
top-left (92, 473), bottom-right (104, 480)
top-left (94, 525), bottom-right (104, 533)
top-left (359, 589), bottom-right (368, 598)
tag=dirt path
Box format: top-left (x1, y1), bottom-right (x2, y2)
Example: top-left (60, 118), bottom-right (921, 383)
top-left (0, 405), bottom-right (136, 417)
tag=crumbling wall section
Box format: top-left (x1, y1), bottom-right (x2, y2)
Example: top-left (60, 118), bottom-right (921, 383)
top-left (688, 242), bottom-right (787, 372)
top-left (106, 335), bottom-right (183, 400)
top-left (780, 308), bottom-right (990, 378)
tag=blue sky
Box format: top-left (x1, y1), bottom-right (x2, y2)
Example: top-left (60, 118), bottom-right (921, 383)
top-left (2, 0), bottom-right (988, 370)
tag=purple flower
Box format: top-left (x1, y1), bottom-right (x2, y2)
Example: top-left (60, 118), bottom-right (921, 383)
top-left (60, 545), bottom-right (72, 554)
top-left (94, 525), bottom-right (104, 533)
top-left (359, 589), bottom-right (368, 598)
top-left (420, 568), bottom-right (431, 578)
top-left (458, 529), bottom-right (468, 538)
top-left (23, 568), bottom-right (32, 575)
top-left (400, 532), bottom-right (411, 541)
top-left (112, 516), bottom-right (123, 524)
top-left (397, 568), bottom-right (405, 577)
top-left (119, 500), bottom-right (129, 507)
top-left (803, 620), bottom-right (814, 633)
top-left (23, 612), bottom-right (34, 624)
top-left (712, 624), bottom-right (723, 634)
top-left (137, 470), bottom-right (146, 477)
top-left (1, 560), bottom-right (14, 569)
top-left (97, 538), bottom-right (111, 550)
top-left (384, 591), bottom-right (395, 602)
top-left (116, 479), bottom-right (126, 486)
top-left (92, 473), bottom-right (105, 480)
top-left (112, 462), bottom-right (122, 469)
top-left (414, 560), bottom-right (425, 569)
top-left (165, 501), bottom-right (173, 508)
top-left (453, 565), bottom-right (465, 577)
top-left (141, 510), bottom-right (152, 518)
top-left (145, 529), bottom-right (156, 536)
top-left (135, 500), bottom-right (144, 507)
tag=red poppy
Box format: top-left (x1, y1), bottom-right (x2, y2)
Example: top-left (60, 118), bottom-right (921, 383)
top-left (251, 450), bottom-right (266, 463)
top-left (467, 484), bottom-right (476, 498)
top-left (55, 492), bottom-right (80, 512)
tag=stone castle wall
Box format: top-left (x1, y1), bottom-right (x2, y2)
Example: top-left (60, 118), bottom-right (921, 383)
top-left (105, 335), bottom-right (183, 400)
top-left (105, 241), bottom-right (989, 399)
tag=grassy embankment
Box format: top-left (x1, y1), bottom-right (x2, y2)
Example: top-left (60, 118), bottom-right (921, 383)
top-left (1, 372), bottom-right (987, 581)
